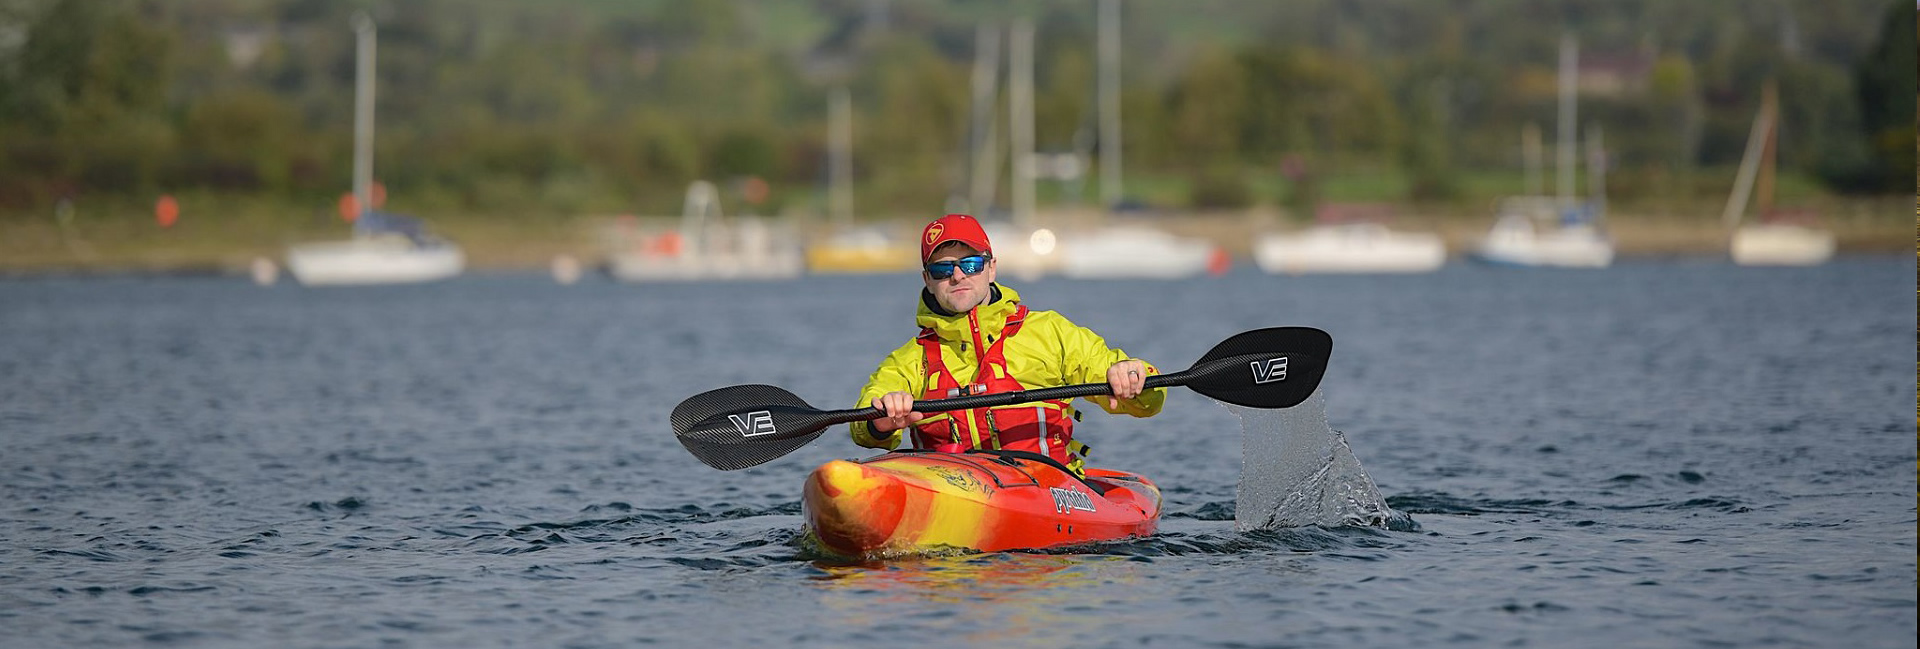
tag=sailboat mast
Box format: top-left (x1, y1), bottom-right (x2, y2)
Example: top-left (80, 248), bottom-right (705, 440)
top-left (1009, 18), bottom-right (1036, 229)
top-left (1754, 80), bottom-right (1779, 215)
top-left (829, 86), bottom-right (854, 227)
top-left (1098, 0), bottom-right (1122, 208)
top-left (1586, 124), bottom-right (1606, 218)
top-left (1721, 80), bottom-right (1779, 227)
top-left (967, 24), bottom-right (1002, 216)
top-left (1522, 122), bottom-right (1543, 196)
top-left (351, 12), bottom-right (376, 233)
top-left (1555, 34), bottom-right (1577, 207)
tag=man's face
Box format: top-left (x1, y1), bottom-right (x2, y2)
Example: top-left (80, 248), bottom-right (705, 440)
top-left (923, 243), bottom-right (995, 313)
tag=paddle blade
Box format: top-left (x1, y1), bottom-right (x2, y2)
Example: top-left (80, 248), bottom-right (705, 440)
top-left (1181, 326), bottom-right (1332, 409)
top-left (671, 384), bottom-right (832, 470)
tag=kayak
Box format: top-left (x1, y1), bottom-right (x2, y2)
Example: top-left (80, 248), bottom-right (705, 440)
top-left (802, 449), bottom-right (1162, 558)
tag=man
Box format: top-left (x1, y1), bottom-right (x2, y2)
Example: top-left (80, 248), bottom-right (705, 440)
top-left (851, 214), bottom-right (1164, 476)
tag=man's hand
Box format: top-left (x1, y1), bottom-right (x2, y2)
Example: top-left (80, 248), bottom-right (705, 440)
top-left (1106, 359), bottom-right (1148, 409)
top-left (870, 391), bottom-right (925, 433)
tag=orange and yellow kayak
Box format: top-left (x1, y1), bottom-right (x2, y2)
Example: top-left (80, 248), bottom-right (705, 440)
top-left (802, 449), bottom-right (1163, 558)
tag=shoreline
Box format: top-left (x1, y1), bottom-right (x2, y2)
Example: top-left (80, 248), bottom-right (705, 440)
top-left (1, 205), bottom-right (1911, 277)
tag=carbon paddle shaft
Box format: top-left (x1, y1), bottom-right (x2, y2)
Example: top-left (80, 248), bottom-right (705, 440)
top-left (827, 370), bottom-right (1204, 423)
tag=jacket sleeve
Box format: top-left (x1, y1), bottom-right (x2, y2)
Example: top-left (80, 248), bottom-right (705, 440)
top-left (1049, 315), bottom-right (1166, 417)
top-left (849, 342), bottom-right (925, 449)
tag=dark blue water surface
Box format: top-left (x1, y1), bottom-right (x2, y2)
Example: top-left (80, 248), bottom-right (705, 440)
top-left (2, 256), bottom-right (1914, 648)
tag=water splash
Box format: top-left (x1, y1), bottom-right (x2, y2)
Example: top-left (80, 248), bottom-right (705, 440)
top-left (1229, 392), bottom-right (1413, 531)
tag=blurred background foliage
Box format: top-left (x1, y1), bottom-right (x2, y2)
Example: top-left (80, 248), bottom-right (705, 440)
top-left (0, 0), bottom-right (1911, 224)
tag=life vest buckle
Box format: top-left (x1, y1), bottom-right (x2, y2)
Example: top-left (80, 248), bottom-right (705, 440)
top-left (943, 383), bottom-right (987, 398)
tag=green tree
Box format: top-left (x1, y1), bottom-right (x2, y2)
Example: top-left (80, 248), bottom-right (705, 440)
top-left (1165, 46), bottom-right (1246, 171)
top-left (0, 0), bottom-right (174, 203)
top-left (1849, 0), bottom-right (1916, 192)
top-left (177, 88), bottom-right (304, 191)
top-left (1400, 80), bottom-right (1461, 202)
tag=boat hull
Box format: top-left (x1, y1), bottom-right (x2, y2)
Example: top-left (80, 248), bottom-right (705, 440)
top-left (1472, 222), bottom-right (1614, 268)
top-left (802, 451), bottom-right (1162, 558)
top-left (1057, 227), bottom-right (1220, 279)
top-left (1254, 225), bottom-right (1446, 274)
top-left (285, 238), bottom-right (464, 286)
top-left (1731, 224), bottom-right (1834, 266)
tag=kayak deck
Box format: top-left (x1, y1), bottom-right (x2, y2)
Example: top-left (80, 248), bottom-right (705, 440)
top-left (802, 449), bottom-right (1162, 558)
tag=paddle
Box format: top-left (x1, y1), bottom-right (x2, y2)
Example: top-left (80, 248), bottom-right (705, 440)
top-left (671, 326), bottom-right (1332, 470)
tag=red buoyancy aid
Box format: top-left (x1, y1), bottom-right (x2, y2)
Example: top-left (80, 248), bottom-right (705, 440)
top-left (910, 304), bottom-right (1089, 473)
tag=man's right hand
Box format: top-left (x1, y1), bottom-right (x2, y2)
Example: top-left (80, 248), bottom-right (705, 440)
top-left (870, 391), bottom-right (925, 433)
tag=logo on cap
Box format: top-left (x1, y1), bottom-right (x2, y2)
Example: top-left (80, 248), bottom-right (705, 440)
top-left (924, 223), bottom-right (945, 246)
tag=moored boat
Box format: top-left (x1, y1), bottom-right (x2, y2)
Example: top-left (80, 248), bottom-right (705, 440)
top-left (1721, 82), bottom-right (1834, 267)
top-left (1470, 197), bottom-right (1614, 268)
top-left (1254, 223), bottom-right (1447, 274)
top-left (1731, 221), bottom-right (1835, 266)
top-left (285, 211), bottom-right (464, 286)
top-left (1055, 225), bottom-right (1224, 279)
top-left (803, 449), bottom-right (1161, 558)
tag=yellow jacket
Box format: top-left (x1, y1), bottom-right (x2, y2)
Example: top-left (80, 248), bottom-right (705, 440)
top-left (850, 284), bottom-right (1165, 449)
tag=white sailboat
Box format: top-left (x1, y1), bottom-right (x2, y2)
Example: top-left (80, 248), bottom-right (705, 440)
top-left (1015, 14), bottom-right (1217, 281)
top-left (285, 12), bottom-right (463, 286)
top-left (1472, 197), bottom-right (1614, 268)
top-left (1724, 80), bottom-right (1835, 267)
top-left (286, 213), bottom-right (463, 286)
top-left (1471, 35), bottom-right (1614, 269)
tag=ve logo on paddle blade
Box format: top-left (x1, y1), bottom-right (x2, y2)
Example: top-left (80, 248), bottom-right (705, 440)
top-left (1249, 357), bottom-right (1288, 384)
top-left (728, 411), bottom-right (777, 438)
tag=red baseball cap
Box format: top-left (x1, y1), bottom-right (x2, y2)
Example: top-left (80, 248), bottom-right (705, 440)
top-left (920, 214), bottom-right (993, 263)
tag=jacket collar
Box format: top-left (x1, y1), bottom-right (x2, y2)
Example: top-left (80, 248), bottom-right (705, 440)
top-left (916, 284), bottom-right (1019, 340)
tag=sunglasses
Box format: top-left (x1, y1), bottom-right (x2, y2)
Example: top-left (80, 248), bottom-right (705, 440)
top-left (924, 254), bottom-right (991, 279)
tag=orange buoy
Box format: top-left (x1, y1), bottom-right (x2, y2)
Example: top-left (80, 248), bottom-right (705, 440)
top-left (337, 194), bottom-right (360, 222)
top-left (741, 176), bottom-right (769, 205)
top-left (155, 195), bottom-right (179, 228)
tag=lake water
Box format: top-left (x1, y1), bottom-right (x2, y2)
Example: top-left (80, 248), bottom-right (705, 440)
top-left (2, 256), bottom-right (1914, 648)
